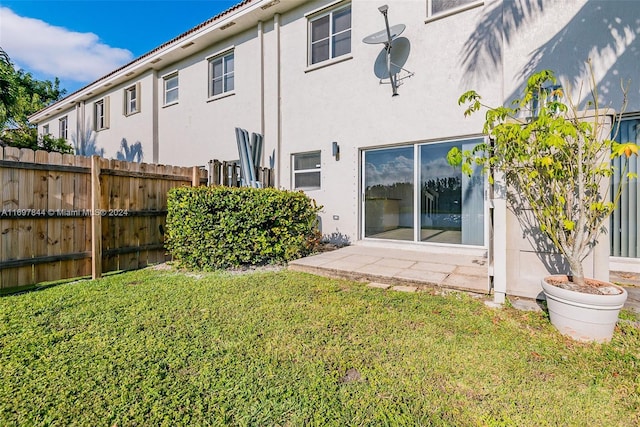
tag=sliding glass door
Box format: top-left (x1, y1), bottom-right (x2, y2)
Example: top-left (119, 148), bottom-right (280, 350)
top-left (363, 138), bottom-right (485, 246)
top-left (363, 147), bottom-right (414, 240)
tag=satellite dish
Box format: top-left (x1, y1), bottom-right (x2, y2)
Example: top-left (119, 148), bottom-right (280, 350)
top-left (362, 5), bottom-right (413, 96)
top-left (362, 24), bottom-right (406, 45)
top-left (373, 37), bottom-right (410, 79)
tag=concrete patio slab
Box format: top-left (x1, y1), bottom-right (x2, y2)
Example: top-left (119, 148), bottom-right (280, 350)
top-left (288, 243), bottom-right (491, 295)
top-left (290, 243), bottom-right (640, 312)
top-left (391, 285), bottom-right (418, 293)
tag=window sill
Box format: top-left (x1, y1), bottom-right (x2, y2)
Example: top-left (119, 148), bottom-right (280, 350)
top-left (305, 55), bottom-right (353, 73)
top-left (124, 110), bottom-right (140, 117)
top-left (294, 187), bottom-right (321, 192)
top-left (162, 101), bottom-right (179, 108)
top-left (424, 1), bottom-right (484, 24)
top-left (207, 91), bottom-right (235, 103)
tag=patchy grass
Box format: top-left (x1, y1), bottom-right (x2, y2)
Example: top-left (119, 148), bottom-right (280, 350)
top-left (1, 268), bottom-right (638, 426)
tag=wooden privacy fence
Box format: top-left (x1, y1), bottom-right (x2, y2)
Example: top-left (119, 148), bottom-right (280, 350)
top-left (0, 146), bottom-right (206, 293)
top-left (208, 159), bottom-right (274, 188)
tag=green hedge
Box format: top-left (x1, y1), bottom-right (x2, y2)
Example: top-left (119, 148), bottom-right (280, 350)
top-left (165, 186), bottom-right (322, 269)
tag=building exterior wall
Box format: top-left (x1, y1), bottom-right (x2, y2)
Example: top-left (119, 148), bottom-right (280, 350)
top-left (156, 28), bottom-right (264, 166)
top-left (277, 0), bottom-right (503, 243)
top-left (29, 0), bottom-right (640, 298)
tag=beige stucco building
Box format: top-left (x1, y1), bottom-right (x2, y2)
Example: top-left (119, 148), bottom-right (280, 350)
top-left (30, 0), bottom-right (640, 301)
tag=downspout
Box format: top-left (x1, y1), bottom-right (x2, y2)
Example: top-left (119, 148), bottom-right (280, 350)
top-left (258, 20), bottom-right (265, 167)
top-left (75, 102), bottom-right (82, 142)
top-left (492, 0), bottom-right (507, 304)
top-left (152, 69), bottom-right (159, 163)
top-left (275, 13), bottom-right (282, 188)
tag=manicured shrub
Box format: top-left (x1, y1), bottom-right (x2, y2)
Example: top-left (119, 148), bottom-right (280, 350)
top-left (166, 186), bottom-right (322, 269)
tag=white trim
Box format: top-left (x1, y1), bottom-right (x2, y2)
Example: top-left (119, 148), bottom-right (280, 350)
top-left (206, 91), bottom-right (236, 103)
top-left (205, 45), bottom-right (235, 62)
top-left (361, 136), bottom-right (488, 249)
top-left (304, 55), bottom-right (353, 73)
top-left (307, 3), bottom-right (352, 67)
top-left (425, 0), bottom-right (484, 23)
top-left (610, 257), bottom-right (640, 274)
top-left (207, 50), bottom-right (235, 98)
top-left (304, 0), bottom-right (349, 18)
top-left (162, 71), bottom-right (179, 106)
top-left (292, 150), bottom-right (322, 191)
top-left (160, 69), bottom-right (179, 79)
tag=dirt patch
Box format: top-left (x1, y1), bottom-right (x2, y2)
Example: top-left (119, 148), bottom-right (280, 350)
top-left (546, 276), bottom-right (623, 295)
top-left (339, 368), bottom-right (363, 384)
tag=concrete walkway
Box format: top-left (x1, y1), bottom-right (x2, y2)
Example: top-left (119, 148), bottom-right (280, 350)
top-left (288, 243), bottom-right (490, 295)
top-left (289, 244), bottom-right (640, 312)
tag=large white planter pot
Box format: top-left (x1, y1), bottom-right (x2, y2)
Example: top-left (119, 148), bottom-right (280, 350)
top-left (541, 275), bottom-right (628, 343)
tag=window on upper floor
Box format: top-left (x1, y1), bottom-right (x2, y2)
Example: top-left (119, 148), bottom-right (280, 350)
top-left (308, 3), bottom-right (351, 65)
top-left (163, 73), bottom-right (179, 105)
top-left (94, 97), bottom-right (110, 131)
top-left (208, 51), bottom-right (234, 98)
top-left (59, 116), bottom-right (68, 140)
top-left (124, 83), bottom-right (140, 115)
top-left (292, 151), bottom-right (321, 190)
top-left (427, 0), bottom-right (483, 18)
top-left (42, 124), bottom-right (49, 135)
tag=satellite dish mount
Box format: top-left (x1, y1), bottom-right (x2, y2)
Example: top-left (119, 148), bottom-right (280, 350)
top-left (363, 5), bottom-right (414, 97)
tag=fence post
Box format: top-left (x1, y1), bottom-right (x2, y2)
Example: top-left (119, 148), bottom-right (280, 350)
top-left (192, 166), bottom-right (200, 187)
top-left (91, 155), bottom-right (102, 279)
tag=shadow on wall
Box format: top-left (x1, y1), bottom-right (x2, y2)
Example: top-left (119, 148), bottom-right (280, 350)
top-left (508, 192), bottom-right (570, 277)
top-left (461, 0), bottom-right (640, 107)
top-left (116, 138), bottom-right (144, 163)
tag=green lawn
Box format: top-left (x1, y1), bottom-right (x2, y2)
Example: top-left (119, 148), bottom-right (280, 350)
top-left (1, 267), bottom-right (638, 426)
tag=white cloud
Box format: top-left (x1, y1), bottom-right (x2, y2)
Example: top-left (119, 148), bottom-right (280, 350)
top-left (365, 155), bottom-right (414, 187)
top-left (0, 7), bottom-right (133, 84)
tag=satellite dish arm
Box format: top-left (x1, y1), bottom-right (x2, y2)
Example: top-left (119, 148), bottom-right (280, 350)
top-left (379, 6), bottom-right (399, 96)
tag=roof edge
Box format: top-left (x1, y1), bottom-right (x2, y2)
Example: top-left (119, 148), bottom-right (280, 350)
top-left (29, 0), bottom-right (261, 123)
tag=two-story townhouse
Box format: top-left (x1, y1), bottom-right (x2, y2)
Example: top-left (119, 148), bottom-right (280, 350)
top-left (29, 0), bottom-right (640, 301)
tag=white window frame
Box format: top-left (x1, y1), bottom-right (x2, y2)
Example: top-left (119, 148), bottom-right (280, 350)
top-left (163, 72), bottom-right (179, 106)
top-left (426, 0), bottom-right (483, 21)
top-left (59, 116), bottom-right (68, 140)
top-left (124, 83), bottom-right (139, 115)
top-left (208, 50), bottom-right (234, 99)
top-left (307, 3), bottom-right (351, 66)
top-left (292, 151), bottom-right (322, 191)
top-left (94, 97), bottom-right (110, 131)
top-left (42, 124), bottom-right (49, 135)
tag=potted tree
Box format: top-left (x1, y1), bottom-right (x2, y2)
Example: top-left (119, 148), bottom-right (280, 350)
top-left (447, 66), bottom-right (637, 342)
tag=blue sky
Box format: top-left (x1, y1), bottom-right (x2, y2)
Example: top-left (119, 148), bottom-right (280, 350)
top-left (0, 0), bottom-right (239, 94)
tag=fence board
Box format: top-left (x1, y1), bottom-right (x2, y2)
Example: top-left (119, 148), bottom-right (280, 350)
top-left (0, 148), bottom-right (3, 287)
top-left (60, 154), bottom-right (75, 279)
top-left (146, 164), bottom-right (159, 265)
top-left (46, 152), bottom-right (63, 282)
top-left (0, 150), bottom-right (215, 291)
top-left (2, 147), bottom-right (20, 289)
top-left (17, 149), bottom-right (35, 286)
top-left (33, 151), bottom-right (50, 284)
top-left (74, 156), bottom-right (91, 278)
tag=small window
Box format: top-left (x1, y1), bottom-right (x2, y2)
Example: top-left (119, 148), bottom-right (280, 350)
top-left (292, 151), bottom-right (321, 190)
top-left (42, 124), bottom-right (49, 135)
top-left (59, 116), bottom-right (68, 140)
top-left (124, 84), bottom-right (139, 115)
top-left (164, 73), bottom-right (179, 105)
top-left (309, 4), bottom-right (351, 65)
top-left (208, 51), bottom-right (234, 98)
top-left (427, 0), bottom-right (482, 17)
top-left (94, 97), bottom-right (110, 131)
